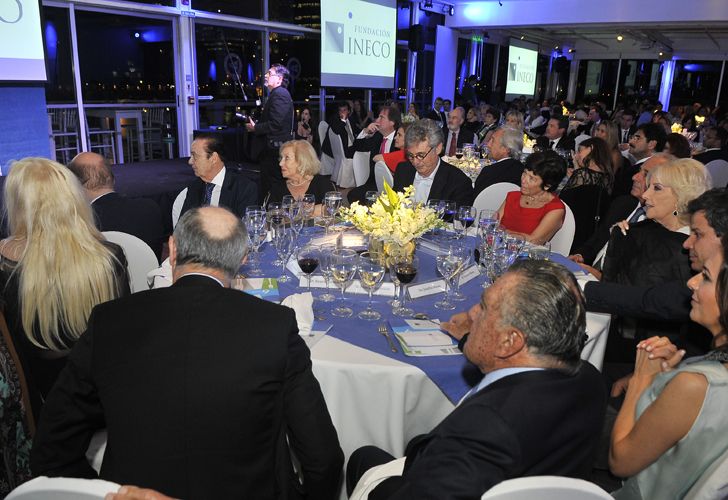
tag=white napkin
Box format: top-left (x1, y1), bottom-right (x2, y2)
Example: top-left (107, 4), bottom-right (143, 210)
top-left (146, 258), bottom-right (173, 289)
top-left (280, 292), bottom-right (314, 336)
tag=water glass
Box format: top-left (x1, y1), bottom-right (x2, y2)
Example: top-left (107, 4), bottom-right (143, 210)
top-left (528, 241), bottom-right (551, 260)
top-left (455, 206), bottom-right (477, 238)
top-left (318, 245), bottom-right (337, 302)
top-left (301, 194), bottom-right (316, 223)
top-left (268, 208), bottom-right (290, 266)
top-left (330, 248), bottom-right (358, 318)
top-left (365, 190), bottom-right (379, 206)
top-left (357, 252), bottom-right (385, 321)
top-left (323, 191), bottom-right (343, 234)
top-left (478, 209), bottom-right (499, 236)
top-left (435, 245), bottom-right (466, 310)
top-left (244, 208), bottom-right (267, 276)
top-left (273, 227), bottom-right (295, 283)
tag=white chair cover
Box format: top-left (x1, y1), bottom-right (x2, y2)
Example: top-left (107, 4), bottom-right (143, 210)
top-left (171, 188), bottom-right (187, 228)
top-left (103, 231), bottom-right (159, 293)
top-left (328, 128), bottom-right (355, 188)
top-left (6, 477), bottom-right (122, 500)
top-left (549, 201), bottom-right (576, 256)
top-left (705, 159), bottom-right (728, 189)
top-left (318, 121), bottom-right (335, 175)
top-left (374, 161), bottom-right (394, 192)
top-left (353, 151), bottom-right (371, 187)
top-left (472, 182), bottom-right (520, 213)
top-left (684, 446), bottom-right (728, 500)
top-left (480, 476), bottom-right (612, 500)
top-left (85, 430), bottom-right (108, 474)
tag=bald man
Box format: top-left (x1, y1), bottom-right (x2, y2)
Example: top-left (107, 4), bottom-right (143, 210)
top-left (68, 152), bottom-right (165, 261)
top-left (32, 207), bottom-right (343, 499)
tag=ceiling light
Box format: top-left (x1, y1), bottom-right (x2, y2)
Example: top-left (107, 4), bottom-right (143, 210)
top-left (617, 34), bottom-right (624, 42)
top-left (520, 35), bottom-right (525, 40)
top-left (659, 51), bottom-right (664, 56)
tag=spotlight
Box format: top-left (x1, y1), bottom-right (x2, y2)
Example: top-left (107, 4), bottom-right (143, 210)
top-left (134, 32), bottom-right (140, 38)
top-left (617, 34), bottom-right (623, 42)
top-left (520, 35), bottom-right (525, 40)
top-left (658, 51), bottom-right (663, 56)
top-left (554, 45), bottom-right (559, 50)
top-left (568, 48), bottom-right (575, 53)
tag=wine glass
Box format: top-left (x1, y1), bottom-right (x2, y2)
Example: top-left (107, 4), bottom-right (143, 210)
top-left (289, 201), bottom-right (305, 240)
top-left (281, 195), bottom-right (296, 214)
top-left (450, 243), bottom-right (471, 302)
top-left (273, 226), bottom-right (295, 283)
top-left (318, 245), bottom-right (337, 302)
top-left (478, 209), bottom-right (499, 237)
top-left (435, 245), bottom-right (466, 310)
top-left (455, 206), bottom-right (477, 238)
top-left (357, 251), bottom-right (385, 320)
top-left (365, 190), bottom-right (379, 206)
top-left (296, 245), bottom-right (319, 293)
top-left (388, 260), bottom-right (401, 309)
top-left (393, 254), bottom-right (418, 317)
top-left (244, 208), bottom-right (267, 276)
top-left (323, 191), bottom-right (342, 234)
top-left (441, 201), bottom-right (457, 224)
top-left (426, 199), bottom-right (444, 236)
top-left (330, 248), bottom-right (358, 318)
top-left (301, 194), bottom-right (316, 227)
top-left (454, 148), bottom-right (464, 160)
top-left (268, 208), bottom-right (290, 267)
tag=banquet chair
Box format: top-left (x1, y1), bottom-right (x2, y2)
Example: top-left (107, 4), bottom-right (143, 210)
top-left (549, 201), bottom-right (576, 256)
top-left (102, 231), bottom-right (158, 293)
top-left (684, 446), bottom-right (728, 500)
top-left (472, 182), bottom-right (520, 212)
top-left (353, 151), bottom-right (371, 187)
top-left (171, 188), bottom-right (187, 228)
top-left (480, 476), bottom-right (612, 500)
top-left (328, 128), bottom-right (355, 188)
top-left (318, 121), bottom-right (335, 175)
top-left (374, 160), bottom-right (394, 192)
top-left (705, 159), bottom-right (728, 188)
top-left (6, 477), bottom-right (121, 500)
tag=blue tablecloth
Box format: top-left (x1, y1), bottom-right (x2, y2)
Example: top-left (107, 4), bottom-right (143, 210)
top-left (253, 228), bottom-right (482, 404)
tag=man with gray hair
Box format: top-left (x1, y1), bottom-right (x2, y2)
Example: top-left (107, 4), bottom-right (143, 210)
top-left (393, 118), bottom-right (473, 207)
top-left (442, 106), bottom-right (475, 157)
top-left (347, 260), bottom-right (606, 499)
top-left (32, 206), bottom-right (344, 499)
top-left (474, 126), bottom-right (524, 197)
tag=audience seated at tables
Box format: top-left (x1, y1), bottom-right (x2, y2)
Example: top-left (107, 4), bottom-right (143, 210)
top-left (619, 122), bottom-right (667, 196)
top-left (664, 132), bottom-right (692, 158)
top-left (425, 96), bottom-right (446, 128)
top-left (68, 152), bottom-right (165, 262)
top-left (393, 119), bottom-right (473, 207)
top-left (504, 109), bottom-right (525, 132)
top-left (180, 134), bottom-right (258, 219)
top-left (30, 207), bottom-right (344, 500)
top-left (0, 158), bottom-right (130, 421)
top-left (442, 106), bottom-right (476, 157)
top-left (475, 108), bottom-right (500, 145)
top-left (693, 125), bottom-right (728, 164)
top-left (618, 109), bottom-right (637, 146)
top-left (268, 139), bottom-right (334, 208)
top-left (372, 122), bottom-right (409, 174)
top-left (463, 106), bottom-right (481, 133)
top-left (561, 137), bottom-right (614, 194)
top-left (593, 120), bottom-right (634, 198)
top-left (497, 150), bottom-right (566, 244)
top-left (405, 102), bottom-right (420, 122)
top-left (346, 259), bottom-right (606, 499)
top-left (321, 101), bottom-right (360, 160)
top-left (536, 115), bottom-right (575, 152)
top-left (609, 238), bottom-right (728, 499)
top-left (473, 127), bottom-right (524, 197)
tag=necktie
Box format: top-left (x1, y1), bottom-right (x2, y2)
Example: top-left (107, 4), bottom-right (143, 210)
top-left (628, 206), bottom-right (646, 223)
top-left (204, 182), bottom-right (214, 205)
top-left (380, 137), bottom-right (387, 154)
top-left (449, 133), bottom-right (457, 157)
top-left (345, 121), bottom-right (354, 145)
top-left (549, 141), bottom-right (555, 150)
top-left (623, 130), bottom-right (629, 143)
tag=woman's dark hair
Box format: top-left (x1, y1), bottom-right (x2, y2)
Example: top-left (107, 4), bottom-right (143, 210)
top-left (578, 137), bottom-right (614, 181)
top-left (716, 235), bottom-right (728, 351)
top-left (665, 133), bottom-right (692, 158)
top-left (524, 150), bottom-right (567, 192)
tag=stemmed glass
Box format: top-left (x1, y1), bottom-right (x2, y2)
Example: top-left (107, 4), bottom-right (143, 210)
top-left (478, 209), bottom-right (499, 238)
top-left (426, 200), bottom-right (444, 236)
top-left (435, 245), bottom-right (466, 310)
top-left (388, 260), bottom-right (401, 308)
top-left (357, 251), bottom-right (385, 320)
top-left (318, 245), bottom-right (337, 302)
top-left (450, 244), bottom-right (471, 302)
top-left (330, 248), bottom-right (358, 318)
top-left (441, 201), bottom-right (457, 224)
top-left (365, 190), bottom-right (379, 206)
top-left (244, 207), bottom-right (267, 276)
top-left (296, 245), bottom-right (319, 293)
top-left (455, 206), bottom-right (477, 238)
top-left (268, 208), bottom-right (290, 267)
top-left (323, 191), bottom-right (343, 234)
top-left (393, 254), bottom-right (418, 317)
top-left (289, 201), bottom-right (305, 241)
top-left (301, 194), bottom-right (316, 227)
top-left (273, 226), bottom-right (295, 283)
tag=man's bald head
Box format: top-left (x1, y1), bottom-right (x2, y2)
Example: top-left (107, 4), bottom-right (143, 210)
top-left (172, 207), bottom-right (248, 280)
top-left (68, 152), bottom-right (115, 198)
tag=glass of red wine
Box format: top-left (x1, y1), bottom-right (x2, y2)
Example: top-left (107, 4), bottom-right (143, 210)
top-left (296, 245), bottom-right (319, 294)
top-left (393, 254), bottom-right (419, 317)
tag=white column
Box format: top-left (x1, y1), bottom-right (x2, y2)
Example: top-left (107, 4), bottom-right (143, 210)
top-left (567, 58), bottom-right (579, 103)
top-left (176, 13), bottom-right (197, 157)
top-left (658, 60), bottom-right (676, 111)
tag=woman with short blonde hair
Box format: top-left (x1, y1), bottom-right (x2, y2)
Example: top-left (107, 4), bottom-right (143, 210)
top-left (269, 140), bottom-right (334, 206)
top-left (646, 159), bottom-right (711, 227)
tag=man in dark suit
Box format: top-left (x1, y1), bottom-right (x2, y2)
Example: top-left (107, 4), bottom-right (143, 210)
top-left (31, 206), bottom-right (344, 500)
top-left (68, 152), bottom-right (165, 262)
top-left (540, 115), bottom-right (575, 152)
top-left (180, 134), bottom-right (257, 219)
top-left (246, 64), bottom-right (295, 203)
top-left (441, 107), bottom-right (476, 157)
top-left (425, 97), bottom-right (446, 128)
top-left (393, 119), bottom-right (473, 207)
top-left (693, 126), bottom-right (728, 164)
top-left (348, 104), bottom-right (401, 204)
top-left (473, 127), bottom-right (524, 197)
top-left (346, 259), bottom-right (606, 499)
top-left (321, 101), bottom-right (360, 160)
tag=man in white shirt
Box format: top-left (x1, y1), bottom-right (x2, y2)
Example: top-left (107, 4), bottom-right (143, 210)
top-left (541, 116), bottom-right (575, 152)
top-left (443, 107), bottom-right (475, 157)
top-left (618, 109), bottom-right (636, 148)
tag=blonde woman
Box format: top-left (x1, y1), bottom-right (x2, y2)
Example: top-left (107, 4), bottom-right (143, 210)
top-left (0, 158), bottom-right (129, 418)
top-left (269, 139), bottom-right (334, 208)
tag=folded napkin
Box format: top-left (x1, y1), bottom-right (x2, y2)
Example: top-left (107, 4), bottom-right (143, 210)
top-left (146, 258), bottom-right (173, 289)
top-left (280, 292), bottom-right (314, 336)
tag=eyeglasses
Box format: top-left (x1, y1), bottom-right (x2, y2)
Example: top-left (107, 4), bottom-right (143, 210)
top-left (406, 146), bottom-right (435, 162)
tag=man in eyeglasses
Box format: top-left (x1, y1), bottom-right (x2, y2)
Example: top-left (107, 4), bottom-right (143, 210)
top-left (392, 118), bottom-right (473, 207)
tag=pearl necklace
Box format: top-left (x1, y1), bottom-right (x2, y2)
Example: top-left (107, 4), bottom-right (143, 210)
top-left (286, 177), bottom-right (310, 188)
top-left (522, 192), bottom-right (549, 206)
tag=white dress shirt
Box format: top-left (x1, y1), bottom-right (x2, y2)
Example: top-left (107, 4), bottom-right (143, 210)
top-left (413, 160), bottom-right (440, 203)
top-left (208, 166), bottom-right (226, 207)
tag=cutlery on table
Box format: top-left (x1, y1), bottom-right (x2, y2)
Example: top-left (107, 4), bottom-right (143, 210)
top-left (378, 323), bottom-right (398, 353)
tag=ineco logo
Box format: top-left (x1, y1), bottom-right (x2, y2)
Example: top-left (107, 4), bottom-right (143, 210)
top-left (325, 21), bottom-right (345, 53)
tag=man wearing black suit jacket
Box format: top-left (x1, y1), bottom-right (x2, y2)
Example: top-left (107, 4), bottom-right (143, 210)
top-left (473, 127), bottom-right (524, 197)
top-left (69, 152), bottom-right (165, 262)
top-left (347, 260), bottom-right (606, 499)
top-left (424, 97), bottom-right (446, 128)
top-left (180, 134), bottom-right (257, 219)
top-left (31, 207), bottom-right (344, 500)
top-left (441, 107), bottom-right (476, 157)
top-left (348, 104), bottom-right (401, 204)
top-left (540, 115), bottom-right (575, 152)
top-left (393, 119), bottom-right (473, 207)
top-left (693, 126), bottom-right (728, 165)
top-left (322, 101), bottom-right (360, 160)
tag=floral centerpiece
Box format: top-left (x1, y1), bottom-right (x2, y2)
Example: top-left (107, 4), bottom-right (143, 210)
top-left (339, 182), bottom-right (443, 260)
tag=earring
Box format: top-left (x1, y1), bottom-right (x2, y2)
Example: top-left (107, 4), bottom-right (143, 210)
top-left (673, 208), bottom-right (679, 217)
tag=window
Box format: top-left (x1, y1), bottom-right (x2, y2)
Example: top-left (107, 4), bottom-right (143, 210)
top-left (191, 0), bottom-right (263, 19)
top-left (43, 6), bottom-right (75, 103)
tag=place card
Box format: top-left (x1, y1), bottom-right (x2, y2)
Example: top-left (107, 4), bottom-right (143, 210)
top-left (457, 265), bottom-right (481, 285)
top-left (407, 279), bottom-right (446, 299)
top-left (406, 319), bottom-right (442, 330)
top-left (296, 276), bottom-right (395, 296)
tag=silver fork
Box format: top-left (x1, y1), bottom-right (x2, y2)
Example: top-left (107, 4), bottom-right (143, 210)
top-left (378, 323), bottom-right (398, 353)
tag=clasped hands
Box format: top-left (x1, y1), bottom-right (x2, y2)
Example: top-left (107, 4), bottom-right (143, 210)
top-left (611, 336), bottom-right (686, 397)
